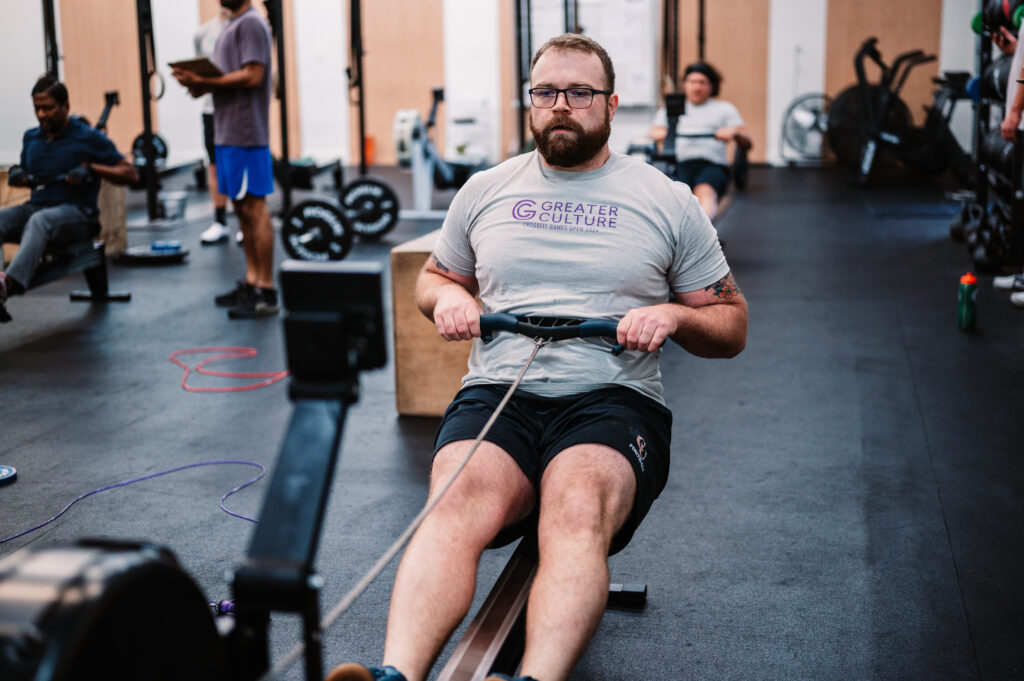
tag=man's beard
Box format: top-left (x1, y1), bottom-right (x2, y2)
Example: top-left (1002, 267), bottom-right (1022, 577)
top-left (220, 0), bottom-right (245, 10)
top-left (530, 109), bottom-right (610, 168)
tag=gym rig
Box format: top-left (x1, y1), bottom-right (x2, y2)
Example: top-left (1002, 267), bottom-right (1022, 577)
top-left (948, 0), bottom-right (1024, 273)
top-left (276, 0), bottom-right (402, 263)
top-left (0, 270), bottom-right (645, 681)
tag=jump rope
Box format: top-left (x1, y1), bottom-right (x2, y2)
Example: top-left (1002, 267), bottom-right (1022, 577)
top-left (0, 347), bottom-right (284, 545)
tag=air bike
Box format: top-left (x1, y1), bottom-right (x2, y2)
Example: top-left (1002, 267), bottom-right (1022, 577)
top-left (0, 279), bottom-right (644, 681)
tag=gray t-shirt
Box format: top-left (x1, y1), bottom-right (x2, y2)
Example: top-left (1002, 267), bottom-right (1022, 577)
top-left (433, 150), bottom-right (730, 405)
top-left (212, 8), bottom-right (272, 147)
top-left (652, 98), bottom-right (744, 165)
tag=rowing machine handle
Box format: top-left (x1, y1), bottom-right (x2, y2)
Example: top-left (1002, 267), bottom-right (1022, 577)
top-left (479, 313), bottom-right (624, 355)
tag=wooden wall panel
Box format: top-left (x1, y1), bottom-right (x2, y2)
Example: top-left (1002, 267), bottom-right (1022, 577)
top-left (500, 0), bottom-right (518, 159)
top-left (675, 0), bottom-right (770, 163)
top-left (354, 0), bottom-right (445, 166)
top-left (825, 0), bottom-right (943, 126)
top-left (59, 0), bottom-right (148, 155)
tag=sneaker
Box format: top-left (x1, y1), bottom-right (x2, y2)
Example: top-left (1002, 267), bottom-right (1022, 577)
top-left (215, 280), bottom-right (255, 307)
top-left (200, 221), bottom-right (230, 245)
top-left (326, 663), bottom-right (407, 681)
top-left (1011, 291), bottom-right (1024, 309)
top-left (235, 230), bottom-right (244, 245)
top-left (227, 287), bottom-right (280, 319)
top-left (993, 271), bottom-right (1024, 292)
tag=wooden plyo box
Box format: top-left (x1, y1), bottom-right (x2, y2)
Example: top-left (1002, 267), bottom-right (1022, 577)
top-left (391, 229), bottom-right (473, 417)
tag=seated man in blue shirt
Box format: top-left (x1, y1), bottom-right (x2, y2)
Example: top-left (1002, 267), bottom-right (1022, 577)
top-left (1, 76), bottom-right (138, 320)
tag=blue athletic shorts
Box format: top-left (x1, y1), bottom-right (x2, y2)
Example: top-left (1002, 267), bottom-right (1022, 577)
top-left (435, 384), bottom-right (672, 554)
top-left (214, 145), bottom-right (274, 199)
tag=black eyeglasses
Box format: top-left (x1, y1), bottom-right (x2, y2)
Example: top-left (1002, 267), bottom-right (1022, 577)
top-left (528, 87), bottom-right (612, 109)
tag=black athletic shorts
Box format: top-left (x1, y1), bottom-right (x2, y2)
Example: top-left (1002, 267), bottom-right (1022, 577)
top-left (435, 384), bottom-right (672, 554)
top-left (202, 113), bottom-right (216, 163)
top-left (676, 159), bottom-right (730, 196)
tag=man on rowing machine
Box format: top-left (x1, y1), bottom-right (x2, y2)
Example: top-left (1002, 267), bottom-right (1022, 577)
top-left (650, 62), bottom-right (752, 221)
top-left (1, 76), bottom-right (137, 321)
top-left (333, 34), bottom-right (747, 681)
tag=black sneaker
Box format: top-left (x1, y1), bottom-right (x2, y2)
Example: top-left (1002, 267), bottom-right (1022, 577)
top-left (227, 287), bottom-right (280, 319)
top-left (215, 280), bottom-right (255, 307)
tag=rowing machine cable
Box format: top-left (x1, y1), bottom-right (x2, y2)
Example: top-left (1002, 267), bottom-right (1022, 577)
top-left (263, 337), bottom-right (548, 679)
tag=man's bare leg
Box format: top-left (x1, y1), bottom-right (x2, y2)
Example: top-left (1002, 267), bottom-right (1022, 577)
top-left (518, 444), bottom-right (636, 681)
top-left (208, 162), bottom-right (227, 212)
top-left (233, 195), bottom-right (273, 289)
top-left (382, 442), bottom-right (535, 681)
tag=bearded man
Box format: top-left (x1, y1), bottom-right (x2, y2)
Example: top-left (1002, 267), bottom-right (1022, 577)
top-left (332, 33), bottom-right (748, 681)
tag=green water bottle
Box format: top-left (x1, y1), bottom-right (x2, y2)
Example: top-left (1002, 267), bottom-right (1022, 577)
top-left (958, 272), bottom-right (977, 331)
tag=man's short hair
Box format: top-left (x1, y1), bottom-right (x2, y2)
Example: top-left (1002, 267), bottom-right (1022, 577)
top-left (32, 75), bottom-right (69, 106)
top-left (683, 62), bottom-right (721, 97)
top-left (530, 33), bottom-right (615, 93)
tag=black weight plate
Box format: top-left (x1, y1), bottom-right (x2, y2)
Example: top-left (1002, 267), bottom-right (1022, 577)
top-left (0, 464), bottom-right (16, 486)
top-left (281, 199), bottom-right (354, 261)
top-left (131, 133), bottom-right (169, 165)
top-left (341, 178), bottom-right (400, 239)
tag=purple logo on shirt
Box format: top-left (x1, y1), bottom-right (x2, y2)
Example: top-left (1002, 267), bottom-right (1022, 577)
top-left (512, 199), bottom-right (619, 233)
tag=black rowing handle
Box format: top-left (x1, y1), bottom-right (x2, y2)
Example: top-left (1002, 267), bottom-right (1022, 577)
top-left (479, 313), bottom-right (624, 355)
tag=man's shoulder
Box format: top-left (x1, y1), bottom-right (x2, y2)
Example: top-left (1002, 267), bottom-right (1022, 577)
top-left (463, 151), bottom-right (535, 188)
top-left (236, 8), bottom-right (272, 33)
top-left (67, 118), bottom-right (107, 141)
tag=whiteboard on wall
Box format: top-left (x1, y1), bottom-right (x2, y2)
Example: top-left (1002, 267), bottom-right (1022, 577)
top-left (578, 0), bottom-right (656, 107)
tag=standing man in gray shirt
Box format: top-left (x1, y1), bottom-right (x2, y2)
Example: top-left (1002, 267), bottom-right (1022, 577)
top-left (172, 0), bottom-right (277, 318)
top-left (331, 34), bottom-right (747, 681)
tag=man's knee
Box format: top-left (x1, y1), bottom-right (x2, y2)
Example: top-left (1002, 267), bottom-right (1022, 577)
top-left (427, 441), bottom-right (534, 534)
top-left (538, 446), bottom-right (635, 545)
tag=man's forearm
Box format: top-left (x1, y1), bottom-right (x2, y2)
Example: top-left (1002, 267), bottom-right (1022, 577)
top-left (669, 301), bottom-right (748, 358)
top-left (90, 160), bottom-right (139, 186)
top-left (415, 270), bottom-right (474, 321)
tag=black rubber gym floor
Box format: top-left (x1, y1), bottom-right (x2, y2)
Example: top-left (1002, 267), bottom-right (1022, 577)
top-left (1, 165), bottom-right (1021, 680)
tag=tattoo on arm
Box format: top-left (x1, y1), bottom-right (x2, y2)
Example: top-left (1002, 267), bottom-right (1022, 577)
top-left (705, 271), bottom-right (741, 299)
top-left (433, 257), bottom-right (450, 274)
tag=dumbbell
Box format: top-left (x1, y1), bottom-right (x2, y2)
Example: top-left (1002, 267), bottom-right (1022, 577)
top-left (972, 0), bottom-right (1024, 34)
top-left (981, 55), bottom-right (1013, 102)
top-left (983, 128), bottom-right (1016, 176)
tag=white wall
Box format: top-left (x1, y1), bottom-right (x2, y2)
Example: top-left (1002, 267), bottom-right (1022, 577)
top-left (442, 0), bottom-right (502, 163)
top-left (153, 0), bottom-right (204, 166)
top-left (294, 0), bottom-right (349, 162)
top-left (1, 2), bottom-right (48, 163)
top-left (766, 0), bottom-right (828, 165)
top-left (940, 0), bottom-right (982, 153)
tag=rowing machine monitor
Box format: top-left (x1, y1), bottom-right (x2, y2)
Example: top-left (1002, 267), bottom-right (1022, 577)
top-left (280, 260), bottom-right (386, 398)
